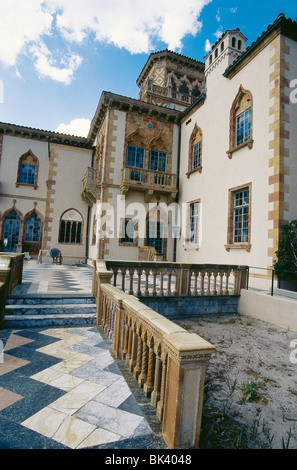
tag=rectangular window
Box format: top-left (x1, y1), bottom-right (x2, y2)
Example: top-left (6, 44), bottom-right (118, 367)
top-left (189, 202), bottom-right (199, 245)
top-left (120, 218), bottom-right (137, 245)
top-left (126, 145), bottom-right (145, 181)
top-left (149, 150), bottom-right (167, 172)
top-left (236, 108), bottom-right (251, 146)
top-left (233, 189), bottom-right (249, 243)
top-left (19, 163), bottom-right (36, 185)
top-left (126, 145), bottom-right (145, 168)
top-left (146, 221), bottom-right (164, 254)
top-left (192, 141), bottom-right (201, 169)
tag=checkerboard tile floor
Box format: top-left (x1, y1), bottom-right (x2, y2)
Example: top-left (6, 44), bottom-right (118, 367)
top-left (0, 326), bottom-right (162, 449)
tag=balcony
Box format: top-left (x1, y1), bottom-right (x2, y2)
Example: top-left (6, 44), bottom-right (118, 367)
top-left (81, 167), bottom-right (102, 205)
top-left (120, 166), bottom-right (178, 204)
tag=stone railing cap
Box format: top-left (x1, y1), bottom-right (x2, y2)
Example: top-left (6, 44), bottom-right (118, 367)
top-left (164, 332), bottom-right (215, 354)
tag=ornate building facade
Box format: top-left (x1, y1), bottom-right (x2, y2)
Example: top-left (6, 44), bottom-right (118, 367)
top-left (1, 13), bottom-right (296, 287)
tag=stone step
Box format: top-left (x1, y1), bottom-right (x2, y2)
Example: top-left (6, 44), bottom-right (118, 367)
top-left (4, 303), bottom-right (97, 316)
top-left (4, 294), bottom-right (97, 328)
top-left (4, 313), bottom-right (96, 328)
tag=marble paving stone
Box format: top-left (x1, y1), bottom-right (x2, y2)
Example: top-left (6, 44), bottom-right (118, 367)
top-left (0, 388), bottom-right (23, 411)
top-left (74, 401), bottom-right (147, 438)
top-left (71, 365), bottom-right (121, 387)
top-left (41, 373), bottom-right (85, 392)
top-left (21, 407), bottom-right (68, 438)
top-left (77, 427), bottom-right (122, 449)
top-left (94, 377), bottom-right (132, 408)
top-left (51, 415), bottom-right (97, 449)
top-left (49, 380), bottom-right (105, 415)
top-left (0, 354), bottom-right (30, 376)
top-left (50, 352), bottom-right (93, 373)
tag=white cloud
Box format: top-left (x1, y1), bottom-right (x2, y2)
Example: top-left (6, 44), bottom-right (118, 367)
top-left (214, 29), bottom-right (223, 39)
top-left (204, 39), bottom-right (212, 53)
top-left (0, 0), bottom-right (212, 82)
top-left (30, 41), bottom-right (82, 85)
top-left (55, 118), bottom-right (91, 137)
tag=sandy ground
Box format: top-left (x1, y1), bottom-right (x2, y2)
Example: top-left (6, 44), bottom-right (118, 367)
top-left (175, 313), bottom-right (297, 449)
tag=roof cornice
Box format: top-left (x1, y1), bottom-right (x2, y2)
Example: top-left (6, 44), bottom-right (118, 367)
top-left (87, 91), bottom-right (182, 144)
top-left (0, 121), bottom-right (92, 149)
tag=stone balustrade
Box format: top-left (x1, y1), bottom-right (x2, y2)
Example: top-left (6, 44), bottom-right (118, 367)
top-left (94, 259), bottom-right (217, 448)
top-left (100, 260), bottom-right (248, 298)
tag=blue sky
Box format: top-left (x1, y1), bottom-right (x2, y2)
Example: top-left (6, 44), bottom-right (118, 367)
top-left (0, 0), bottom-right (296, 137)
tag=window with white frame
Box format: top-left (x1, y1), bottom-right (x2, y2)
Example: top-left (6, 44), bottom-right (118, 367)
top-left (149, 150), bottom-right (167, 172)
top-left (236, 107), bottom-right (251, 146)
top-left (233, 188), bottom-right (249, 243)
top-left (192, 141), bottom-right (201, 170)
top-left (189, 202), bottom-right (199, 245)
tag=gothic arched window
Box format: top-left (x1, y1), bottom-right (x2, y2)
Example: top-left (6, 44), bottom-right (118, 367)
top-left (16, 150), bottom-right (39, 189)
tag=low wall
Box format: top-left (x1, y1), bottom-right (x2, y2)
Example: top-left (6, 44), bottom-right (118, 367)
top-left (140, 295), bottom-right (240, 319)
top-left (238, 289), bottom-right (297, 333)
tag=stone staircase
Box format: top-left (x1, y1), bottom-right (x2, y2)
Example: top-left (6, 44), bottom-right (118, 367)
top-left (4, 294), bottom-right (97, 328)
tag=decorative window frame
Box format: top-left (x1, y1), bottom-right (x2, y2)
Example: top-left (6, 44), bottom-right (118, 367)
top-left (16, 150), bottom-right (39, 189)
top-left (183, 198), bottom-right (200, 250)
top-left (58, 209), bottom-right (83, 245)
top-left (227, 86), bottom-right (254, 159)
top-left (119, 218), bottom-right (138, 247)
top-left (187, 124), bottom-right (202, 178)
top-left (225, 183), bottom-right (252, 252)
top-left (23, 208), bottom-right (44, 243)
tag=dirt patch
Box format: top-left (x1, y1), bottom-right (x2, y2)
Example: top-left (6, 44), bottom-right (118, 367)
top-left (175, 313), bottom-right (297, 449)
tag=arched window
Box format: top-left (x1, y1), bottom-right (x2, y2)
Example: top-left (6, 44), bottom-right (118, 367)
top-left (58, 209), bottom-right (83, 244)
top-left (24, 211), bottom-right (42, 242)
top-left (232, 37), bottom-right (236, 48)
top-left (238, 40), bottom-right (242, 50)
top-left (227, 85), bottom-right (253, 159)
top-left (187, 124), bottom-right (203, 177)
top-left (16, 150), bottom-right (39, 189)
top-left (2, 209), bottom-right (21, 252)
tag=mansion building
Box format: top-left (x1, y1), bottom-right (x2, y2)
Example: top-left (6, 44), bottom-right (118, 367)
top-left (1, 13), bottom-right (297, 288)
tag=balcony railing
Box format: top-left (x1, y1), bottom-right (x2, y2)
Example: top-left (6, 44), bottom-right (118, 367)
top-left (81, 167), bottom-right (102, 205)
top-left (121, 167), bottom-right (178, 204)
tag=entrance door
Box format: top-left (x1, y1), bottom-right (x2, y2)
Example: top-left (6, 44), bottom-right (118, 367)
top-left (3, 210), bottom-right (21, 252)
top-left (146, 221), bottom-right (164, 255)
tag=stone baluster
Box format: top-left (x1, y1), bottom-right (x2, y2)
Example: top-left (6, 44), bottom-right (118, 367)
top-left (128, 268), bottom-right (135, 295)
top-left (156, 351), bottom-right (167, 420)
top-left (193, 270), bottom-right (199, 295)
top-left (129, 322), bottom-right (138, 372)
top-left (224, 271), bottom-right (230, 294)
top-left (113, 267), bottom-right (119, 287)
top-left (121, 267), bottom-right (127, 292)
top-left (152, 269), bottom-right (158, 296)
top-left (138, 330), bottom-right (148, 386)
top-left (151, 345), bottom-right (162, 407)
top-left (121, 313), bottom-right (129, 360)
top-left (144, 336), bottom-right (155, 397)
top-left (144, 269), bottom-right (150, 296)
top-left (218, 271), bottom-right (224, 295)
top-left (133, 324), bottom-right (143, 379)
top-left (136, 269), bottom-right (143, 296)
top-left (125, 317), bottom-right (133, 365)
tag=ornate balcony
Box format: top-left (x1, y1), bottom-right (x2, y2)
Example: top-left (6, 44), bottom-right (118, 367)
top-left (120, 166), bottom-right (178, 204)
top-left (81, 167), bottom-right (102, 205)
